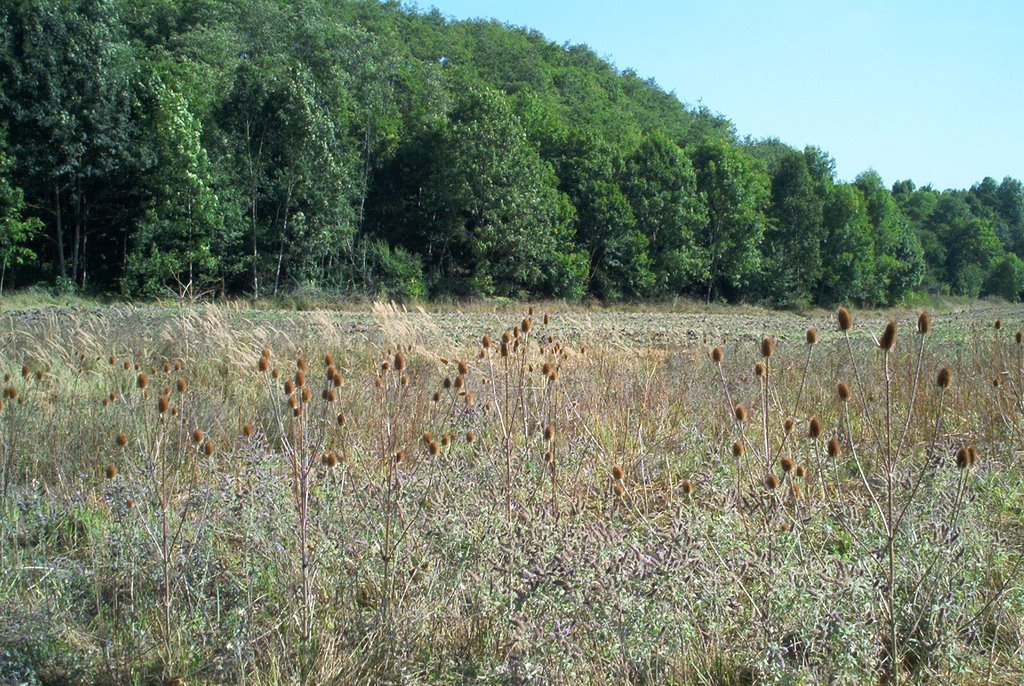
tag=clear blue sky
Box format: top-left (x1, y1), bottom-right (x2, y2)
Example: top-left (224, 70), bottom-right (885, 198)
top-left (418, 0), bottom-right (1023, 191)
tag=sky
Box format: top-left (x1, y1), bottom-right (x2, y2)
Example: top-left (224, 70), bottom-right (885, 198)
top-left (419, 0), bottom-right (1023, 191)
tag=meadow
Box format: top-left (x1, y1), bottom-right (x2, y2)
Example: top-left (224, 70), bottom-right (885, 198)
top-left (0, 301), bottom-right (1022, 685)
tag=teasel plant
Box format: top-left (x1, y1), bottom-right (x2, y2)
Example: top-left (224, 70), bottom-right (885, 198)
top-left (111, 362), bottom-right (211, 682)
top-left (255, 347), bottom-right (341, 684)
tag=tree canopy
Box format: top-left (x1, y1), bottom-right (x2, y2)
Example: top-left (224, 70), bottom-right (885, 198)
top-left (0, 0), bottom-right (1020, 304)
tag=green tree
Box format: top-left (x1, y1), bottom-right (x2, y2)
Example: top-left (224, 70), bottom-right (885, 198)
top-left (690, 138), bottom-right (769, 301)
top-left (0, 135), bottom-right (42, 294)
top-left (620, 133), bottom-right (707, 296)
top-left (855, 171), bottom-right (925, 303)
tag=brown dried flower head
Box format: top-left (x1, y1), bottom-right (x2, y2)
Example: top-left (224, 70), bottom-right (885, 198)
top-left (837, 382), bottom-right (851, 401)
top-left (760, 337), bottom-right (775, 358)
top-left (711, 346), bottom-right (724, 363)
top-left (937, 366), bottom-right (952, 389)
top-left (917, 311), bottom-right (932, 335)
top-left (837, 307), bottom-right (853, 332)
top-left (808, 417), bottom-right (823, 439)
top-left (611, 465), bottom-right (624, 481)
top-left (879, 321), bottom-right (897, 352)
top-left (827, 437), bottom-right (842, 458)
top-left (806, 327), bottom-right (819, 345)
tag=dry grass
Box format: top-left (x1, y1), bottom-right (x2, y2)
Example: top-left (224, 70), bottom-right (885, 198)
top-left (0, 302), bottom-right (1022, 685)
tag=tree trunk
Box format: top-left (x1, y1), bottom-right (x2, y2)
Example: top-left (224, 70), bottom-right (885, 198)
top-left (54, 183), bottom-right (66, 278)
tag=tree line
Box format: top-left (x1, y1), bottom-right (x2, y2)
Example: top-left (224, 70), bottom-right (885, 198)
top-left (1, 0), bottom-right (1022, 305)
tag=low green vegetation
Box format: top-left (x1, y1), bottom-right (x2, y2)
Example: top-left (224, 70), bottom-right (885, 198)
top-left (1, 1), bottom-right (1023, 305)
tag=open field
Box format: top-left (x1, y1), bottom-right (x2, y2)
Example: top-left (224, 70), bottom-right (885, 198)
top-left (1, 302), bottom-right (1023, 685)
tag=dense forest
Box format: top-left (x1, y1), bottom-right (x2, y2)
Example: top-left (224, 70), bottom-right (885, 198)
top-left (1, 0), bottom-right (1022, 305)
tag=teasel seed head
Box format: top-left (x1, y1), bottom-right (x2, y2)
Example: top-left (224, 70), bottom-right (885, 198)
top-left (806, 327), bottom-right (819, 345)
top-left (732, 441), bottom-right (745, 458)
top-left (544, 450), bottom-right (554, 465)
top-left (837, 307), bottom-right (853, 332)
top-left (956, 446), bottom-right (970, 469)
top-left (755, 362), bottom-right (766, 378)
top-left (136, 372), bottom-right (148, 389)
top-left (158, 396), bottom-right (169, 414)
top-left (808, 417), bottom-right (823, 439)
top-left (284, 379), bottom-right (295, 395)
top-left (21, 365), bottom-right (29, 378)
top-left (780, 456), bottom-right (795, 473)
top-left (827, 437), bottom-right (842, 457)
top-left (293, 405), bottom-right (302, 417)
top-left (258, 356), bottom-right (269, 372)
top-left (394, 352), bottom-right (406, 372)
top-left (613, 482), bottom-right (625, 498)
top-left (521, 317), bottom-right (532, 334)
top-left (400, 374), bottom-right (409, 386)
top-left (295, 369), bottom-right (306, 388)
top-left (711, 346), bottom-right (724, 363)
top-left (337, 412), bottom-right (346, 428)
top-left (428, 441), bottom-right (440, 456)
top-left (466, 430), bottom-right (475, 443)
top-left (243, 423), bottom-right (254, 438)
top-left (432, 391), bottom-right (441, 402)
top-left (271, 368), bottom-right (281, 379)
top-left (784, 418), bottom-right (795, 434)
top-left (204, 440), bottom-right (215, 456)
top-left (837, 382), bottom-right (851, 402)
top-left (324, 353), bottom-right (334, 367)
top-left (734, 405), bottom-right (748, 422)
top-left (765, 474), bottom-right (780, 490)
top-left (681, 480), bottom-right (694, 496)
top-left (454, 375), bottom-right (465, 390)
top-left (879, 321), bottom-right (897, 352)
top-left (611, 465), bottom-right (624, 481)
top-left (105, 464), bottom-right (117, 480)
top-left (176, 379), bottom-right (187, 394)
top-left (760, 337), bottom-right (775, 358)
top-left (465, 391), bottom-right (474, 405)
top-left (301, 387), bottom-right (312, 403)
top-left (995, 319), bottom-right (1002, 331)
top-left (109, 355), bottom-right (117, 365)
top-left (544, 425), bottom-right (554, 442)
top-left (296, 357), bottom-right (307, 372)
top-left (937, 366), bottom-right (952, 389)
top-left (116, 431), bottom-right (128, 447)
top-left (795, 464), bottom-right (807, 478)
top-left (34, 370), bottom-right (44, 381)
top-left (457, 360), bottom-right (469, 375)
top-left (500, 342), bottom-right (509, 358)
top-left (482, 335), bottom-right (492, 349)
top-left (917, 311), bottom-right (932, 335)
top-left (193, 428), bottom-right (204, 444)
top-left (442, 377), bottom-right (452, 390)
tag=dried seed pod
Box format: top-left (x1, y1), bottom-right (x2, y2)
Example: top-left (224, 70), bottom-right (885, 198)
top-left (783, 418), bottom-right (795, 434)
top-left (734, 405), bottom-right (748, 422)
top-left (765, 474), bottom-right (780, 490)
top-left (611, 465), bottom-right (624, 481)
top-left (827, 437), bottom-right (842, 457)
top-left (466, 430), bottom-right (475, 443)
top-left (837, 382), bottom-right (851, 401)
top-left (760, 337), bottom-right (775, 358)
top-left (780, 456), bottom-right (794, 473)
top-left (732, 441), bottom-right (745, 457)
top-left (794, 464), bottom-right (807, 478)
top-left (204, 441), bottom-right (215, 456)
top-left (324, 353), bottom-right (334, 367)
top-left (284, 380), bottom-right (295, 395)
top-left (917, 311), bottom-right (932, 334)
top-left (481, 335), bottom-right (492, 349)
top-left (136, 373), bottom-right (148, 389)
top-left (681, 480), bottom-right (694, 496)
top-left (994, 319), bottom-right (1002, 331)
top-left (808, 417), bottom-right (823, 439)
top-left (105, 464), bottom-right (117, 480)
top-left (457, 360), bottom-right (469, 375)
top-left (613, 482), bottom-right (625, 497)
top-left (806, 327), bottom-right (819, 345)
top-left (157, 396), bottom-right (169, 414)
top-left (243, 423), bottom-right (254, 438)
top-left (258, 356), bottom-right (269, 372)
top-left (755, 362), bottom-right (766, 378)
top-left (837, 307), bottom-right (853, 332)
top-left (116, 431), bottom-right (128, 447)
top-left (176, 379), bottom-right (187, 393)
top-left (337, 413), bottom-right (346, 428)
top-left (544, 425), bottom-right (554, 442)
top-left (193, 429), bottom-right (204, 444)
top-left (521, 317), bottom-right (532, 333)
top-left (295, 370), bottom-right (306, 388)
top-left (394, 352), bottom-right (406, 372)
top-left (879, 321), bottom-right (897, 352)
top-left (956, 446), bottom-right (970, 469)
top-left (301, 387), bottom-right (312, 403)
top-left (937, 366), bottom-right (952, 389)
top-left (428, 441), bottom-right (440, 456)
top-left (711, 346), bottom-right (724, 363)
